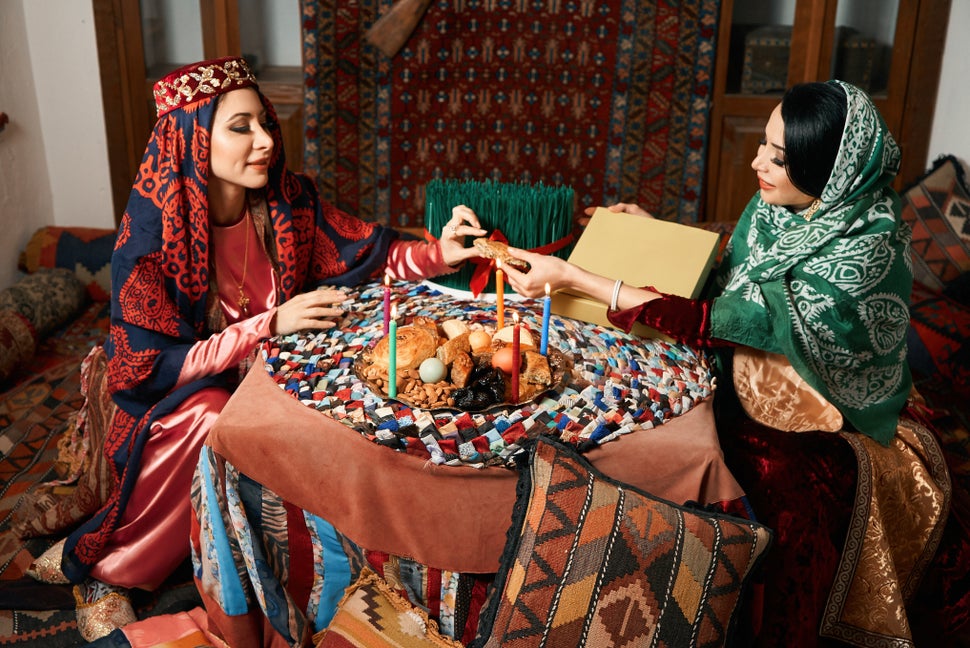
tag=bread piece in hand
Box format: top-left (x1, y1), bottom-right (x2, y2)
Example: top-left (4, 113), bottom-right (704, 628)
top-left (473, 238), bottom-right (529, 270)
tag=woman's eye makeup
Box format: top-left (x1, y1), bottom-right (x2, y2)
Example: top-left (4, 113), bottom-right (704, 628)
top-left (759, 138), bottom-right (785, 166)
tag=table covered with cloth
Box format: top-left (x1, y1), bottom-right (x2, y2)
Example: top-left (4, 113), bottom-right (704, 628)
top-left (189, 281), bottom-right (746, 646)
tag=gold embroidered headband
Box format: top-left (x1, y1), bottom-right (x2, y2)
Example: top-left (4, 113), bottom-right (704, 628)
top-left (152, 56), bottom-right (258, 118)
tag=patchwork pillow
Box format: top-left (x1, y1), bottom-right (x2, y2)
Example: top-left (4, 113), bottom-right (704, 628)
top-left (472, 436), bottom-right (772, 648)
top-left (900, 155), bottom-right (970, 293)
top-left (0, 268), bottom-right (86, 339)
top-left (732, 346), bottom-right (844, 432)
top-left (313, 568), bottom-right (464, 648)
top-left (18, 226), bottom-right (115, 301)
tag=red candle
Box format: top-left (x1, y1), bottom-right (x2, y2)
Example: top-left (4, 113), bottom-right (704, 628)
top-left (511, 312), bottom-right (520, 402)
top-left (495, 259), bottom-right (505, 330)
top-left (382, 273), bottom-right (391, 336)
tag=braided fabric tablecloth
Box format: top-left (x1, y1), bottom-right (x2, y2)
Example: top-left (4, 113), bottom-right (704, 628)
top-left (261, 281), bottom-right (715, 468)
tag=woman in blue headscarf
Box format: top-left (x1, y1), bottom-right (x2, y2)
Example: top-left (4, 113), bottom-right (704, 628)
top-left (28, 56), bottom-right (485, 641)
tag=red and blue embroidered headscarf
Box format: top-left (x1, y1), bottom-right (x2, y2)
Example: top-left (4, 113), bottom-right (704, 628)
top-left (62, 57), bottom-right (396, 580)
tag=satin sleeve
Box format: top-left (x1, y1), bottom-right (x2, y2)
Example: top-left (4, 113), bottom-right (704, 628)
top-left (174, 310), bottom-right (275, 389)
top-left (383, 239), bottom-right (456, 281)
top-left (606, 290), bottom-right (734, 349)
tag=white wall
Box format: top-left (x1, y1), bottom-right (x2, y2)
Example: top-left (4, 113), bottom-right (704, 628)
top-left (0, 0), bottom-right (113, 291)
top-left (0, 1), bottom-right (967, 291)
top-left (926, 0), bottom-right (970, 168)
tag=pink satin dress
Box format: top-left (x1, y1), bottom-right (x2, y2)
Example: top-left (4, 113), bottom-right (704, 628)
top-left (91, 217), bottom-right (452, 589)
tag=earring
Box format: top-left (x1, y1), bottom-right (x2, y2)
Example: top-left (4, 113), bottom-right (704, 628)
top-left (803, 198), bottom-right (822, 221)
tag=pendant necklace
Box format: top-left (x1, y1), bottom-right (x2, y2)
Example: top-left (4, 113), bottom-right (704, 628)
top-left (234, 211), bottom-right (252, 317)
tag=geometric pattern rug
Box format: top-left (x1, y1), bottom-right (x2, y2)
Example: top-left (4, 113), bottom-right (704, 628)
top-left (301, 0), bottom-right (721, 227)
top-left (0, 302), bottom-right (202, 646)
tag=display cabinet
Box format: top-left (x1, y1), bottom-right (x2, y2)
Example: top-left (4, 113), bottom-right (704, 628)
top-left (704, 0), bottom-right (951, 221)
top-left (94, 0), bottom-right (303, 220)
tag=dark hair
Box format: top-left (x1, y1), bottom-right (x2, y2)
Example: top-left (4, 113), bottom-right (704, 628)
top-left (780, 82), bottom-right (848, 198)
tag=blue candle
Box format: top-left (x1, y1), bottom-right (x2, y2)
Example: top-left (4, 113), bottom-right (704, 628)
top-left (540, 283), bottom-right (551, 355)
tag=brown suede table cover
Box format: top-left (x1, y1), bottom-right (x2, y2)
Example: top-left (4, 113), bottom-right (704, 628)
top-left (208, 360), bottom-right (744, 574)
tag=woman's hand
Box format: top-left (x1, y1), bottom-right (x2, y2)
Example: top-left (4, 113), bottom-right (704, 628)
top-left (272, 288), bottom-right (349, 335)
top-left (438, 205), bottom-right (487, 266)
top-left (582, 202), bottom-right (655, 220)
top-left (501, 248), bottom-right (574, 298)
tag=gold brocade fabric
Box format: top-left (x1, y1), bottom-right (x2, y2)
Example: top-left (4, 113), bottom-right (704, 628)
top-left (733, 347), bottom-right (844, 432)
top-left (821, 419), bottom-right (950, 647)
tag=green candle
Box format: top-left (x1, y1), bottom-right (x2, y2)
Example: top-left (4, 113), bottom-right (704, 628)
top-left (388, 306), bottom-right (398, 398)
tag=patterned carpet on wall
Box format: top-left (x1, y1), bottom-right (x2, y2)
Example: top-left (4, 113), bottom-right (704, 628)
top-left (301, 0), bottom-right (721, 227)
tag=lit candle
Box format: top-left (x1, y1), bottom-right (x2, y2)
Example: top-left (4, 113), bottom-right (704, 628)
top-left (540, 283), bottom-right (551, 355)
top-left (495, 259), bottom-right (505, 329)
top-left (511, 312), bottom-right (520, 402)
top-left (382, 273), bottom-right (391, 336)
top-left (388, 304), bottom-right (398, 398)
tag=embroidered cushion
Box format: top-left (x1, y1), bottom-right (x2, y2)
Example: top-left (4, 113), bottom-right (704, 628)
top-left (471, 436), bottom-right (772, 648)
top-left (0, 268), bottom-right (86, 340)
top-left (0, 309), bottom-right (36, 382)
top-left (18, 226), bottom-right (115, 302)
top-left (732, 346), bottom-right (844, 432)
top-left (313, 568), bottom-right (464, 648)
top-left (900, 155), bottom-right (970, 293)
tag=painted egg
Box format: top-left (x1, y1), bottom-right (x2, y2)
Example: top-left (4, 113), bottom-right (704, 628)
top-left (419, 357), bottom-right (447, 383)
top-left (491, 346), bottom-right (517, 374)
top-left (468, 329), bottom-right (492, 353)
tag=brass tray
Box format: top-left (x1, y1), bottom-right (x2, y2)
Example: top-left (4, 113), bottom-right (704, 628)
top-left (353, 346), bottom-right (573, 414)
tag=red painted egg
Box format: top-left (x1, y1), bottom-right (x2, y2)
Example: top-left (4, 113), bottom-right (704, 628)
top-left (491, 346), bottom-right (516, 374)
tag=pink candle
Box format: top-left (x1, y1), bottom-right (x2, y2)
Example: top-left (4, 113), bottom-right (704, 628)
top-left (511, 312), bottom-right (520, 402)
top-left (382, 273), bottom-right (391, 336)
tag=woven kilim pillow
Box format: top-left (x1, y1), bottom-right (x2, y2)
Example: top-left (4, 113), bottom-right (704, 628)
top-left (900, 155), bottom-right (970, 293)
top-left (472, 436), bottom-right (772, 648)
top-left (313, 568), bottom-right (463, 648)
top-left (18, 226), bottom-right (115, 302)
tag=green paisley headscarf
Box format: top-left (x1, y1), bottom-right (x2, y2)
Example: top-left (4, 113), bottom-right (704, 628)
top-left (709, 80), bottom-right (912, 445)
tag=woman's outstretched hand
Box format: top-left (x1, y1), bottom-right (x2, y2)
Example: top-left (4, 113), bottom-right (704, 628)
top-left (273, 287), bottom-right (349, 335)
top-left (438, 205), bottom-right (487, 266)
top-left (501, 248), bottom-right (573, 298)
top-left (582, 202), bottom-right (655, 220)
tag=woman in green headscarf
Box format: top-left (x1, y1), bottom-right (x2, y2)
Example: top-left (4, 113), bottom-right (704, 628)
top-left (504, 80), bottom-right (912, 446)
top-left (505, 81), bottom-right (955, 646)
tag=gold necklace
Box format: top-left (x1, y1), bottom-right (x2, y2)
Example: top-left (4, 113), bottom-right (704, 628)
top-left (803, 198), bottom-right (823, 221)
top-left (233, 211), bottom-right (251, 316)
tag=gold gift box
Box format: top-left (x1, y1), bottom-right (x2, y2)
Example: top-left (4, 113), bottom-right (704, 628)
top-left (550, 208), bottom-right (721, 338)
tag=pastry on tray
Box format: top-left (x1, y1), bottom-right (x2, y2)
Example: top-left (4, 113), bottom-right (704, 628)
top-left (356, 318), bottom-right (570, 412)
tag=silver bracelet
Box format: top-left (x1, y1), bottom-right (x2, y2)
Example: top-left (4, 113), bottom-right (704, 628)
top-left (610, 279), bottom-right (623, 311)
